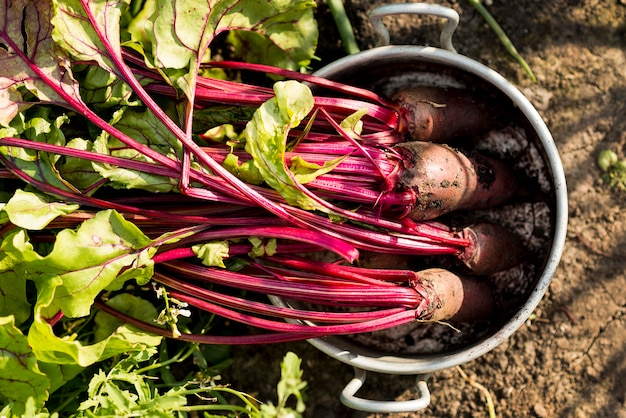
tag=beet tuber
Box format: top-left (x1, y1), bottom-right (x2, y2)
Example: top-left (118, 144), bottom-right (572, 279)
top-left (417, 268), bottom-right (495, 322)
top-left (459, 222), bottom-right (529, 276)
top-left (394, 141), bottom-right (521, 221)
top-left (393, 86), bottom-right (496, 143)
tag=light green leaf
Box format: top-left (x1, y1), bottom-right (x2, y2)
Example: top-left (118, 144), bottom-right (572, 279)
top-left (192, 241), bottom-right (229, 268)
top-left (248, 237), bottom-right (277, 258)
top-left (94, 294), bottom-right (159, 342)
top-left (149, 0), bottom-right (317, 103)
top-left (290, 155), bottom-right (347, 185)
top-left (0, 124), bottom-right (22, 142)
top-left (0, 228), bottom-right (44, 265)
top-left (340, 108), bottom-right (367, 138)
top-left (200, 124), bottom-right (240, 143)
top-left (57, 138), bottom-right (105, 191)
top-left (226, 0), bottom-right (318, 71)
top-left (26, 210), bottom-right (155, 318)
top-left (0, 0), bottom-right (82, 125)
top-left (92, 108), bottom-right (181, 193)
top-left (277, 352), bottom-right (307, 413)
top-left (3, 189), bottom-right (79, 230)
top-left (0, 316), bottom-right (50, 416)
top-left (51, 0), bottom-right (128, 74)
top-left (244, 80), bottom-right (324, 211)
top-left (29, 278), bottom-right (161, 367)
top-left (23, 109), bottom-right (69, 150)
top-left (78, 65), bottom-right (140, 108)
top-left (222, 153), bottom-right (264, 185)
top-left (0, 231), bottom-right (32, 325)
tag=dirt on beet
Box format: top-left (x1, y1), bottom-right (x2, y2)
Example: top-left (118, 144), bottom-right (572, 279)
top-left (223, 1), bottom-right (626, 417)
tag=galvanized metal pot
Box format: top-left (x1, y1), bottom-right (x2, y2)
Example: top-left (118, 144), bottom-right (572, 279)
top-left (272, 3), bottom-right (567, 413)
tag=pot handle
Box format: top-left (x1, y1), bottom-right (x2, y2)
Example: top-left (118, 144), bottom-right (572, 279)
top-left (339, 367), bottom-right (431, 413)
top-left (368, 3), bottom-right (459, 52)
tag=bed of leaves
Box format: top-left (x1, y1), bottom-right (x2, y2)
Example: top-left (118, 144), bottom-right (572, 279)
top-left (0, 0), bottom-right (317, 415)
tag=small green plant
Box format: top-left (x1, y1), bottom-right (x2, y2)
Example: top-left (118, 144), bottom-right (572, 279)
top-left (597, 149), bottom-right (626, 190)
top-left (258, 352), bottom-right (308, 418)
top-left (0, 347), bottom-right (306, 417)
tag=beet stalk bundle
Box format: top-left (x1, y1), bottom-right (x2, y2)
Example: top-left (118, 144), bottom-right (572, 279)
top-left (15, 204), bottom-right (519, 343)
top-left (99, 241), bottom-right (498, 344)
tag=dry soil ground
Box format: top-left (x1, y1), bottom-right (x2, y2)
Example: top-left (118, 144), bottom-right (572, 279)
top-left (226, 1), bottom-right (626, 417)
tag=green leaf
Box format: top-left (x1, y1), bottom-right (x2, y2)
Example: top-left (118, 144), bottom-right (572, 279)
top-left (248, 237), bottom-right (277, 258)
top-left (148, 0), bottom-right (317, 103)
top-left (23, 108), bottom-right (69, 150)
top-left (126, 0), bottom-right (157, 48)
top-left (260, 351), bottom-right (307, 418)
top-left (57, 138), bottom-right (105, 191)
top-left (243, 81), bottom-right (324, 212)
top-left (0, 316), bottom-right (50, 416)
top-left (192, 241), bottom-right (229, 268)
top-left (0, 111), bottom-right (83, 196)
top-left (51, 0), bottom-right (128, 74)
top-left (0, 231), bottom-right (32, 326)
top-left (277, 352), bottom-right (307, 414)
top-left (193, 107), bottom-right (257, 131)
top-left (37, 361), bottom-right (84, 394)
top-left (94, 294), bottom-right (159, 342)
top-left (92, 108), bottom-right (181, 193)
top-left (29, 277), bottom-right (161, 367)
top-left (222, 153), bottom-right (264, 185)
top-left (78, 351), bottom-right (189, 416)
top-left (150, 0), bottom-right (316, 69)
top-left (0, 228), bottom-right (44, 265)
top-left (226, 0), bottom-right (318, 71)
top-left (290, 155), bottom-right (347, 185)
top-left (597, 149), bottom-right (618, 172)
top-left (0, 270), bottom-right (30, 326)
top-left (78, 65), bottom-right (141, 108)
top-left (26, 210), bottom-right (155, 318)
top-left (114, 107), bottom-right (184, 159)
top-left (340, 108), bottom-right (367, 137)
top-left (3, 189), bottom-right (79, 230)
top-left (0, 0), bottom-right (82, 125)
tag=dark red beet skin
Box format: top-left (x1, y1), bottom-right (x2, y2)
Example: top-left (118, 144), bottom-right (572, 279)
top-left (394, 141), bottom-right (521, 221)
top-left (459, 223), bottom-right (529, 276)
top-left (393, 86), bottom-right (496, 143)
top-left (417, 268), bottom-right (495, 322)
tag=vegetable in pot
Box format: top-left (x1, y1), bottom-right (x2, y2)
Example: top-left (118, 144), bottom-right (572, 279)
top-left (394, 141), bottom-right (522, 221)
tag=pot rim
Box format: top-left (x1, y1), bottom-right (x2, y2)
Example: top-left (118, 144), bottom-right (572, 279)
top-left (285, 45), bottom-right (568, 375)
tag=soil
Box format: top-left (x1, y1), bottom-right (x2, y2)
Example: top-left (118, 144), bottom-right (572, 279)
top-left (225, 1), bottom-right (626, 417)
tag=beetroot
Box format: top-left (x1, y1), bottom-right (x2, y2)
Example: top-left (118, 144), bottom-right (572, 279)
top-left (394, 86), bottom-right (496, 143)
top-left (394, 141), bottom-right (521, 221)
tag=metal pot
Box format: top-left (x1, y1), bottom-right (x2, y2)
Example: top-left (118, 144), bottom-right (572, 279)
top-left (272, 3), bottom-right (567, 413)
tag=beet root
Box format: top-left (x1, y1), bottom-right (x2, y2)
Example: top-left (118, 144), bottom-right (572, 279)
top-left (393, 86), bottom-right (496, 143)
top-left (416, 268), bottom-right (495, 322)
top-left (459, 223), bottom-right (529, 276)
top-left (394, 141), bottom-right (521, 221)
